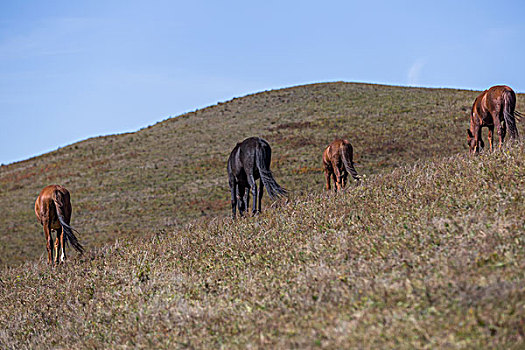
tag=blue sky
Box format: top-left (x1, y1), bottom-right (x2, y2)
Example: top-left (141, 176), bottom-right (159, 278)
top-left (1, 1), bottom-right (524, 164)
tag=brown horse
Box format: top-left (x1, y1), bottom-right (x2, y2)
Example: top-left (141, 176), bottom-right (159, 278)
top-left (467, 85), bottom-right (522, 154)
top-left (35, 185), bottom-right (84, 264)
top-left (323, 138), bottom-right (360, 192)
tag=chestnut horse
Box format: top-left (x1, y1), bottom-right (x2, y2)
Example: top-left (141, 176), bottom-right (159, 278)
top-left (323, 138), bottom-right (360, 192)
top-left (35, 185), bottom-right (84, 264)
top-left (227, 137), bottom-right (287, 219)
top-left (467, 85), bottom-right (522, 153)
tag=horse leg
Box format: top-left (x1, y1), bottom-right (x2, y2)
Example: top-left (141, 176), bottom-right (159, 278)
top-left (230, 180), bottom-right (237, 219)
top-left (487, 126), bottom-right (494, 152)
top-left (342, 172), bottom-right (348, 189)
top-left (244, 186), bottom-right (250, 215)
top-left (257, 179), bottom-right (264, 213)
top-left (247, 175), bottom-right (258, 214)
top-left (44, 223), bottom-right (52, 265)
top-left (333, 165), bottom-right (343, 192)
top-left (474, 126), bottom-right (482, 154)
top-left (237, 185), bottom-right (246, 216)
top-left (59, 226), bottom-right (66, 263)
top-left (54, 230), bottom-right (60, 265)
top-left (324, 168), bottom-right (332, 191)
top-left (493, 115), bottom-right (503, 149)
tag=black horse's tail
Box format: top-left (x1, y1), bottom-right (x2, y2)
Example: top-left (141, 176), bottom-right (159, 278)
top-left (502, 89), bottom-right (519, 139)
top-left (341, 143), bottom-right (360, 181)
top-left (255, 143), bottom-right (287, 199)
top-left (53, 191), bottom-right (84, 254)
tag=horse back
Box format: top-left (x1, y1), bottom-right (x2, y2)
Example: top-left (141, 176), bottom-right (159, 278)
top-left (228, 137), bottom-right (269, 182)
top-left (324, 139), bottom-right (349, 164)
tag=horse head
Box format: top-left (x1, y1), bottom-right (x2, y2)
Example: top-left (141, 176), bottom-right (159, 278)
top-left (466, 129), bottom-right (484, 154)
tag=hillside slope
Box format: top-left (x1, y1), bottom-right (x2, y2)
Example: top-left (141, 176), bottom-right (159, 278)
top-left (1, 143), bottom-right (523, 348)
top-left (0, 82), bottom-right (523, 267)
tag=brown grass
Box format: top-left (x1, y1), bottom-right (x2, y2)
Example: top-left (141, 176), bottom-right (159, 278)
top-left (0, 82), bottom-right (524, 347)
top-left (3, 82), bottom-right (503, 267)
top-left (0, 141), bottom-right (523, 348)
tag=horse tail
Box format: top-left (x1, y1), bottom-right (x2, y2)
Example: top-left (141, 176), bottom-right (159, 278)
top-left (502, 89), bottom-right (519, 139)
top-left (53, 190), bottom-right (84, 254)
top-left (514, 110), bottom-right (523, 122)
top-left (341, 142), bottom-right (360, 181)
top-left (255, 143), bottom-right (287, 199)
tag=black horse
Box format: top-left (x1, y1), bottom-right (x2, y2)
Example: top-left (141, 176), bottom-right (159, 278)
top-left (227, 137), bottom-right (287, 218)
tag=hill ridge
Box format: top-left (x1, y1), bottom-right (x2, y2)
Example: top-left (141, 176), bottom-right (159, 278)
top-left (1, 80), bottom-right (469, 169)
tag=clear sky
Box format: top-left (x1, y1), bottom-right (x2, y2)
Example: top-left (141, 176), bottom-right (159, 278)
top-left (1, 0), bottom-right (524, 164)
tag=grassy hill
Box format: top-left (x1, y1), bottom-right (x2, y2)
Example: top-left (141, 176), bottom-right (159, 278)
top-left (2, 82), bottom-right (506, 267)
top-left (0, 141), bottom-right (523, 348)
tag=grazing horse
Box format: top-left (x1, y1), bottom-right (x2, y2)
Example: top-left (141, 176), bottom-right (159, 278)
top-left (323, 138), bottom-right (360, 192)
top-left (227, 137), bottom-right (287, 219)
top-left (467, 85), bottom-right (522, 154)
top-left (35, 185), bottom-right (84, 264)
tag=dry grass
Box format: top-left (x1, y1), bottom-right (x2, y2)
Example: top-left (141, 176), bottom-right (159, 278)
top-left (0, 142), bottom-right (524, 349)
top-left (0, 82), bottom-right (524, 348)
top-left (4, 82), bottom-right (522, 267)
